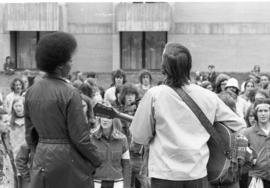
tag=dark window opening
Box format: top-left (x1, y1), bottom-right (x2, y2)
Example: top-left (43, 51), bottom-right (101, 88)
top-left (120, 31), bottom-right (167, 70)
top-left (10, 31), bottom-right (54, 70)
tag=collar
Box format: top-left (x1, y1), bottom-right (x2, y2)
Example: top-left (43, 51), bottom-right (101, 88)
top-left (45, 74), bottom-right (70, 84)
top-left (254, 125), bottom-right (269, 137)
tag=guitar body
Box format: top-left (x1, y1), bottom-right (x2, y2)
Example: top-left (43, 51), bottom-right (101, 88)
top-left (207, 122), bottom-right (233, 184)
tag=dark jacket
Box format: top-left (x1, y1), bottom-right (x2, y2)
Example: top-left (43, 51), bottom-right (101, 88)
top-left (15, 144), bottom-right (31, 188)
top-left (24, 75), bottom-right (101, 188)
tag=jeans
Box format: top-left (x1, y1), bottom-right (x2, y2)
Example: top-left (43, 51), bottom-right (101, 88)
top-left (151, 176), bottom-right (209, 188)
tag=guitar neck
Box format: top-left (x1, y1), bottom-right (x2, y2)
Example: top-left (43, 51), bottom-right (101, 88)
top-left (115, 112), bottom-right (133, 122)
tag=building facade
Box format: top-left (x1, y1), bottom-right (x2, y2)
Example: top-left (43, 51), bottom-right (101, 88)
top-left (1, 2), bottom-right (270, 73)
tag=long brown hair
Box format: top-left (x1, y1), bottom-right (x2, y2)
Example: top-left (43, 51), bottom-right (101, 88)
top-left (162, 43), bottom-right (192, 88)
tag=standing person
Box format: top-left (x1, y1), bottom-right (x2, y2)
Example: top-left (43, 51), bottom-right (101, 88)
top-left (130, 42), bottom-right (246, 188)
top-left (136, 69), bottom-right (153, 99)
top-left (118, 84), bottom-right (141, 188)
top-left (225, 78), bottom-right (250, 119)
top-left (91, 114), bottom-right (131, 188)
top-left (104, 69), bottom-right (126, 105)
top-left (207, 64), bottom-right (217, 88)
top-left (239, 79), bottom-right (255, 103)
top-left (242, 99), bottom-right (270, 187)
top-left (9, 97), bottom-right (25, 157)
top-left (4, 78), bottom-right (24, 114)
top-left (215, 73), bottom-right (230, 94)
top-left (259, 74), bottom-right (269, 89)
top-left (24, 32), bottom-right (101, 188)
top-left (0, 108), bottom-right (17, 188)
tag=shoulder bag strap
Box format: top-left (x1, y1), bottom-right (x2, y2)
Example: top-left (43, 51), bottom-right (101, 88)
top-left (173, 87), bottom-right (232, 158)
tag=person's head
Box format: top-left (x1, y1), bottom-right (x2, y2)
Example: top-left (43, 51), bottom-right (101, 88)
top-left (245, 105), bottom-right (256, 127)
top-left (79, 83), bottom-right (95, 98)
top-left (201, 81), bottom-right (213, 91)
top-left (77, 71), bottom-right (84, 82)
top-left (244, 79), bottom-right (255, 94)
top-left (35, 32), bottom-right (77, 77)
top-left (161, 42), bottom-right (192, 88)
top-left (10, 78), bottom-right (24, 94)
top-left (208, 64), bottom-right (215, 73)
top-left (254, 98), bottom-right (270, 124)
top-left (86, 72), bottom-right (97, 79)
top-left (225, 78), bottom-right (240, 95)
top-left (254, 89), bottom-right (269, 101)
top-left (72, 79), bottom-right (83, 89)
top-left (260, 74), bottom-right (270, 88)
top-left (119, 84), bottom-right (139, 106)
top-left (11, 97), bottom-right (24, 118)
top-left (85, 78), bottom-right (97, 88)
top-left (253, 65), bottom-right (260, 74)
top-left (215, 73), bottom-right (230, 93)
top-left (138, 69), bottom-right (152, 86)
top-left (21, 75), bottom-right (30, 90)
top-left (111, 69), bottom-right (126, 87)
top-left (0, 108), bottom-right (9, 132)
top-left (195, 71), bottom-right (201, 77)
top-left (5, 56), bottom-right (11, 63)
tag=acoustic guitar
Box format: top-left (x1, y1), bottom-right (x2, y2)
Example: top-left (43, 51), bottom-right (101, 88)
top-left (93, 103), bottom-right (233, 184)
top-left (207, 122), bottom-right (234, 184)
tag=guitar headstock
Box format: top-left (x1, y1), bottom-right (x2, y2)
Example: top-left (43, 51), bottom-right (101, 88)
top-left (93, 103), bottom-right (118, 119)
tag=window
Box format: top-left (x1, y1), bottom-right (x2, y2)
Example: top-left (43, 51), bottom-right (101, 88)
top-left (10, 31), bottom-right (54, 70)
top-left (120, 32), bottom-right (167, 70)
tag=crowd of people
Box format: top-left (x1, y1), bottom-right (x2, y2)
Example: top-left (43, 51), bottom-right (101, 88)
top-left (0, 32), bottom-right (269, 188)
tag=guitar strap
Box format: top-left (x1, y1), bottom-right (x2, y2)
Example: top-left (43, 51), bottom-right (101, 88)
top-left (173, 87), bottom-right (232, 159)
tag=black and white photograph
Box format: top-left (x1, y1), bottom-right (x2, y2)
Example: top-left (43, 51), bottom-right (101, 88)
top-left (0, 0), bottom-right (269, 188)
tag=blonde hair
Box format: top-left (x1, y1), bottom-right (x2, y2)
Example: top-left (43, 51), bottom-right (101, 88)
top-left (92, 100), bottom-right (125, 139)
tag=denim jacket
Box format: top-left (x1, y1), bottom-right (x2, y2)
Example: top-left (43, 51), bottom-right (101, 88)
top-left (91, 131), bottom-right (129, 180)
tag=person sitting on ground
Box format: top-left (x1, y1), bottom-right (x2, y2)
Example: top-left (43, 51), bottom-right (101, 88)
top-left (3, 56), bottom-right (15, 75)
